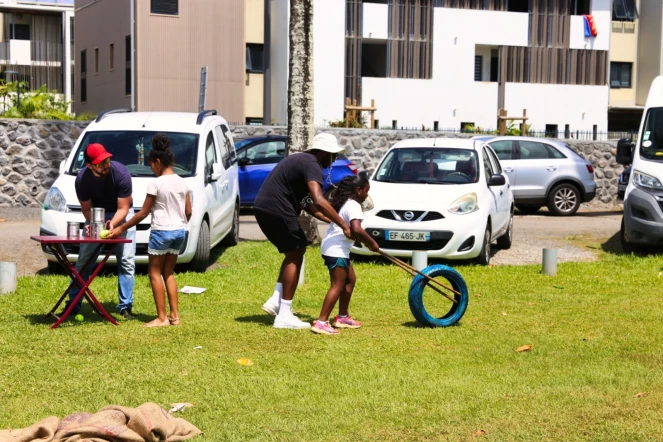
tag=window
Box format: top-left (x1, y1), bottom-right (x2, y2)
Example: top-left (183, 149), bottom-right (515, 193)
top-left (489, 140), bottom-right (515, 161)
top-left (109, 43), bottom-right (114, 71)
top-left (507, 0), bottom-right (528, 13)
top-left (573, 0), bottom-right (591, 15)
top-left (545, 124), bottom-right (559, 138)
top-left (214, 125), bottom-right (237, 169)
top-left (486, 147), bottom-right (503, 174)
top-left (80, 49), bottom-right (87, 103)
top-left (482, 147), bottom-right (496, 179)
top-left (9, 24), bottom-right (30, 40)
top-left (125, 35), bottom-right (131, 96)
top-left (239, 141), bottom-right (286, 166)
top-left (547, 145), bottom-right (567, 159)
top-left (611, 62), bottom-right (632, 89)
top-left (94, 48), bottom-right (99, 74)
top-left (613, 0), bottom-right (638, 21)
top-left (151, 0), bottom-right (178, 15)
top-left (461, 122), bottom-right (475, 133)
top-left (474, 56), bottom-right (482, 81)
top-left (490, 51), bottom-right (498, 82)
top-left (205, 132), bottom-right (218, 180)
top-left (518, 141), bottom-right (553, 159)
top-left (362, 41), bottom-right (388, 78)
top-left (245, 43), bottom-right (264, 73)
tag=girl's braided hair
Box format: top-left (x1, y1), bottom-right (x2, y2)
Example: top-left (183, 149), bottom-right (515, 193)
top-left (329, 175), bottom-right (369, 212)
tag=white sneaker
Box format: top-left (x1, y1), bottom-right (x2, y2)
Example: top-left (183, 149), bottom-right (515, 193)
top-left (262, 299), bottom-right (280, 316)
top-left (273, 314), bottom-right (311, 329)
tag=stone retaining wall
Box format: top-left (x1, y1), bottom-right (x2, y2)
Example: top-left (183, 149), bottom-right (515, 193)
top-left (0, 119), bottom-right (622, 207)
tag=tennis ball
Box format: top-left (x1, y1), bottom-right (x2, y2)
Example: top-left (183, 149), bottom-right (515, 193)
top-left (75, 314), bottom-right (84, 322)
top-left (100, 230), bottom-right (110, 239)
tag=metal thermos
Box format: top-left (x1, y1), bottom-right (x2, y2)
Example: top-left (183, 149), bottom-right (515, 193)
top-left (67, 221), bottom-right (80, 238)
top-left (89, 222), bottom-right (104, 239)
top-left (91, 207), bottom-right (105, 223)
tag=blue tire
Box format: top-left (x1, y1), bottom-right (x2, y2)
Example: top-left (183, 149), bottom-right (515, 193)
top-left (408, 264), bottom-right (469, 327)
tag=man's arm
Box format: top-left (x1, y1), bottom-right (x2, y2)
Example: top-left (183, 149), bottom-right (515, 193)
top-left (306, 181), bottom-right (352, 238)
top-left (109, 196), bottom-right (131, 230)
top-left (304, 203), bottom-right (331, 224)
top-left (107, 195), bottom-right (155, 238)
top-left (80, 199), bottom-right (92, 223)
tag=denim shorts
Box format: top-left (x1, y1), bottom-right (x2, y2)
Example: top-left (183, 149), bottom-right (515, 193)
top-left (148, 229), bottom-right (186, 255)
top-left (322, 255), bottom-right (351, 270)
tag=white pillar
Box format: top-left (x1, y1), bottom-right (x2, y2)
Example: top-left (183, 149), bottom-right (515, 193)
top-left (63, 10), bottom-right (73, 113)
top-left (270, 0), bottom-right (288, 125)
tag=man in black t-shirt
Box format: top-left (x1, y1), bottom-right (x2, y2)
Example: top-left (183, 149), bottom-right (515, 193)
top-left (254, 133), bottom-right (352, 330)
top-left (63, 143), bottom-right (137, 319)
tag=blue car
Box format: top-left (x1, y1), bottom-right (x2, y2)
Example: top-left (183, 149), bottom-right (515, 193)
top-left (235, 135), bottom-right (359, 206)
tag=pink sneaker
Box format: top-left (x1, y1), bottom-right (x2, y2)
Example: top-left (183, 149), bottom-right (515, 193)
top-left (311, 320), bottom-right (340, 335)
top-left (333, 315), bottom-right (362, 329)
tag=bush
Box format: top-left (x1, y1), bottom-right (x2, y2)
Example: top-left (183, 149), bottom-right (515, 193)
top-left (0, 82), bottom-right (95, 120)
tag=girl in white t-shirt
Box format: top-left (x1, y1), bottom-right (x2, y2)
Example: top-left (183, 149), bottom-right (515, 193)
top-left (108, 134), bottom-right (192, 327)
top-left (313, 176), bottom-right (380, 335)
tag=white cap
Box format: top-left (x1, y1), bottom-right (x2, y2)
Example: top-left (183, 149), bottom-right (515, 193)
top-left (308, 133), bottom-right (344, 154)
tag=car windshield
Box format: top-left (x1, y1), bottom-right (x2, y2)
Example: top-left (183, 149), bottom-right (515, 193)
top-left (68, 131), bottom-right (199, 177)
top-left (641, 108), bottom-right (663, 162)
top-left (374, 148), bottom-right (479, 184)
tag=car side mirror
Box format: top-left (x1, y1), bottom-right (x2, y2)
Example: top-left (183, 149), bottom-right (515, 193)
top-left (210, 163), bottom-right (223, 182)
top-left (238, 157), bottom-right (250, 167)
top-left (488, 174), bottom-right (506, 186)
top-left (58, 160), bottom-right (66, 174)
top-left (358, 170), bottom-right (370, 180)
top-left (616, 138), bottom-right (635, 166)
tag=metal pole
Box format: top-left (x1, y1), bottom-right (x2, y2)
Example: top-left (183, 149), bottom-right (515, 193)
top-left (542, 248), bottom-right (557, 276)
top-left (263, 0), bottom-right (271, 125)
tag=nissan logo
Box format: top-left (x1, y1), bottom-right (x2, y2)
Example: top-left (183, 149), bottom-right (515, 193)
top-left (404, 211), bottom-right (415, 221)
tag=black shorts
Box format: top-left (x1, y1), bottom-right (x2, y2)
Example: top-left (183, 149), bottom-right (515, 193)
top-left (255, 209), bottom-right (308, 254)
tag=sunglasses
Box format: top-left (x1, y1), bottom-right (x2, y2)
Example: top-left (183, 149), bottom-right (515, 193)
top-left (91, 158), bottom-right (111, 168)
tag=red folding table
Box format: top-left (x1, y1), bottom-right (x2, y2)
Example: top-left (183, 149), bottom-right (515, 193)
top-left (31, 236), bottom-right (131, 329)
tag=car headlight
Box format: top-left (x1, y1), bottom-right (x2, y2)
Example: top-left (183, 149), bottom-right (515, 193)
top-left (633, 170), bottom-right (663, 191)
top-left (362, 194), bottom-right (374, 212)
top-left (43, 187), bottom-right (68, 212)
top-left (448, 192), bottom-right (478, 215)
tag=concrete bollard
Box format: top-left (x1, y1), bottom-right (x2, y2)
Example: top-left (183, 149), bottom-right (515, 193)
top-left (0, 261), bottom-right (17, 295)
top-left (542, 248), bottom-right (557, 276)
top-left (298, 256), bottom-right (305, 286)
top-left (412, 251), bottom-right (428, 272)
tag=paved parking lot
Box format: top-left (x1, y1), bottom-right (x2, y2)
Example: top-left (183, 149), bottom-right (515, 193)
top-left (0, 207), bottom-right (623, 276)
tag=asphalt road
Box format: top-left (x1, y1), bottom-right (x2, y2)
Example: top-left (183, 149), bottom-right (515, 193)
top-left (0, 207), bottom-right (623, 276)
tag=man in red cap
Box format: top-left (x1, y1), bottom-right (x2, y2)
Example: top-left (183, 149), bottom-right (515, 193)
top-left (63, 143), bottom-right (137, 319)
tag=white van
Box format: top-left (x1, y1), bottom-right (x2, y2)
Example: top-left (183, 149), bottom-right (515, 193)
top-left (617, 76), bottom-right (663, 252)
top-left (40, 109), bottom-right (240, 271)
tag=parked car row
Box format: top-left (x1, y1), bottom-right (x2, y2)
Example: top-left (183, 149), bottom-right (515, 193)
top-left (40, 108), bottom-right (599, 270)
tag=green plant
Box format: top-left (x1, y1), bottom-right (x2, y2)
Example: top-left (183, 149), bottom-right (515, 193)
top-left (328, 113), bottom-right (366, 129)
top-left (0, 83), bottom-right (94, 120)
top-left (504, 120), bottom-right (531, 136)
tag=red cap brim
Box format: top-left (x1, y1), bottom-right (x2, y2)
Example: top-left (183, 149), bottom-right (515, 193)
top-left (91, 152), bottom-right (113, 164)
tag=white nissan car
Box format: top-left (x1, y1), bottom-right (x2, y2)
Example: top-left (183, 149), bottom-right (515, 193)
top-left (40, 109), bottom-right (240, 272)
top-left (352, 138), bottom-right (514, 265)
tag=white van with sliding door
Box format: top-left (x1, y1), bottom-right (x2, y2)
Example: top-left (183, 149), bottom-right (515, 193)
top-left (40, 109), bottom-right (240, 272)
top-left (617, 76), bottom-right (663, 252)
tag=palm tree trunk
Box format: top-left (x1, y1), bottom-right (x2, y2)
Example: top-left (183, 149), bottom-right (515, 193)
top-left (287, 0), bottom-right (320, 245)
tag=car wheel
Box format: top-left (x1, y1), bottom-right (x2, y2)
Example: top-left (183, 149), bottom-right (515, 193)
top-left (47, 260), bottom-right (62, 274)
top-left (408, 264), bottom-right (469, 327)
top-left (189, 220), bottom-right (210, 272)
top-left (221, 202), bottom-right (240, 247)
top-left (515, 204), bottom-right (542, 215)
top-left (621, 216), bottom-right (644, 254)
top-left (496, 212), bottom-right (513, 249)
top-left (474, 224), bottom-right (491, 266)
top-left (547, 183), bottom-right (581, 216)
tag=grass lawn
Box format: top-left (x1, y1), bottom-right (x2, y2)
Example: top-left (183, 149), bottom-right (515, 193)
top-left (2, 240), bottom-right (663, 441)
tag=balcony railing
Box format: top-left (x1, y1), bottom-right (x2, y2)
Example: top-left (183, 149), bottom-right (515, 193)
top-left (32, 40), bottom-right (62, 63)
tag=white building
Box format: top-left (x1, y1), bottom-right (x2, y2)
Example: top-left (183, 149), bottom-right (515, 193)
top-left (270, 0), bottom-right (612, 135)
top-left (0, 0), bottom-right (74, 106)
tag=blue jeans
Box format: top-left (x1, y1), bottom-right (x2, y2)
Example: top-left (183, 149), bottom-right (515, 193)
top-left (67, 210), bottom-right (136, 312)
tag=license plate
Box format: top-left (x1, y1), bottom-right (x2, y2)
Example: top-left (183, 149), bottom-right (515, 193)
top-left (385, 230), bottom-right (430, 242)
